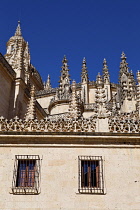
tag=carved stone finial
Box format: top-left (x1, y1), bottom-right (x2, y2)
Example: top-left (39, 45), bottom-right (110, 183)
top-left (45, 74), bottom-right (51, 90)
top-left (137, 70), bottom-right (140, 83)
top-left (59, 55), bottom-right (71, 94)
top-left (119, 52), bottom-right (136, 105)
top-left (121, 51), bottom-right (126, 59)
top-left (103, 58), bottom-right (110, 84)
top-left (119, 52), bottom-right (129, 77)
top-left (81, 57), bottom-right (89, 83)
top-left (96, 72), bottom-right (103, 86)
top-left (15, 21), bottom-right (22, 36)
top-left (25, 85), bottom-right (36, 120)
top-left (68, 80), bottom-right (81, 118)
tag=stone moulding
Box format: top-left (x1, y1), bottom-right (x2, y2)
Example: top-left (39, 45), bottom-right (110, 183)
top-left (0, 114), bottom-right (140, 133)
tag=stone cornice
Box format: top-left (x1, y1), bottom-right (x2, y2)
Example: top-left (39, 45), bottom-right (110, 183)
top-left (0, 132), bottom-right (139, 145)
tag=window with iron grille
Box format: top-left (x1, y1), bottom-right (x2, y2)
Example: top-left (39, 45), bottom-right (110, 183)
top-left (78, 156), bottom-right (104, 194)
top-left (12, 155), bottom-right (40, 194)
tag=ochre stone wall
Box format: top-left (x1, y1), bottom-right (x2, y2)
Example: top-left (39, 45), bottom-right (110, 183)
top-left (0, 145), bottom-right (139, 210)
top-left (0, 64), bottom-right (13, 118)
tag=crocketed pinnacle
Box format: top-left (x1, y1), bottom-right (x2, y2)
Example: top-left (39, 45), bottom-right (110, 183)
top-left (68, 80), bottom-right (81, 118)
top-left (61, 55), bottom-right (69, 72)
top-left (45, 74), bottom-right (51, 90)
top-left (103, 58), bottom-right (110, 84)
top-left (59, 55), bottom-right (71, 89)
top-left (15, 21), bottom-right (22, 36)
top-left (119, 51), bottom-right (129, 76)
top-left (81, 57), bottom-right (88, 83)
top-left (25, 85), bottom-right (36, 120)
top-left (96, 72), bottom-right (103, 86)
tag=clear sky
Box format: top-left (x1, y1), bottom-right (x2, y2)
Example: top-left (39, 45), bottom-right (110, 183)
top-left (1, 0), bottom-right (140, 88)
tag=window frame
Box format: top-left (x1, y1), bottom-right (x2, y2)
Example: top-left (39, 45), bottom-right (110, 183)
top-left (78, 156), bottom-right (104, 194)
top-left (12, 155), bottom-right (41, 195)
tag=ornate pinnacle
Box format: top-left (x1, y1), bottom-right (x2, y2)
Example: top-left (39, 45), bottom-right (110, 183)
top-left (82, 57), bottom-right (86, 66)
top-left (137, 70), bottom-right (140, 83)
top-left (103, 58), bottom-right (110, 84)
top-left (81, 57), bottom-right (88, 83)
top-left (96, 72), bottom-right (103, 86)
top-left (121, 51), bottom-right (126, 59)
top-left (25, 85), bottom-right (36, 120)
top-left (68, 80), bottom-right (81, 118)
top-left (62, 55), bottom-right (68, 64)
top-left (15, 21), bottom-right (22, 36)
top-left (119, 51), bottom-right (129, 76)
top-left (45, 74), bottom-right (51, 90)
top-left (61, 55), bottom-right (69, 73)
top-left (59, 55), bottom-right (71, 88)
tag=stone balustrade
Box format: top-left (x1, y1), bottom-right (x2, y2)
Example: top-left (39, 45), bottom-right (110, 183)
top-left (0, 112), bottom-right (140, 133)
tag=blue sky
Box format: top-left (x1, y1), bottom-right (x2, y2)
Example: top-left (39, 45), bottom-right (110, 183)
top-left (1, 0), bottom-right (140, 88)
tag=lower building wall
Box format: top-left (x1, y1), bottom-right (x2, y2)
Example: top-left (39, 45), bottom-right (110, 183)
top-left (0, 145), bottom-right (139, 210)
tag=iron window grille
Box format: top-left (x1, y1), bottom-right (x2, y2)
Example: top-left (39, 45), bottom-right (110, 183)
top-left (78, 156), bottom-right (104, 194)
top-left (12, 155), bottom-right (41, 195)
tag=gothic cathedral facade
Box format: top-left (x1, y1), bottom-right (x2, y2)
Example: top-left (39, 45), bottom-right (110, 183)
top-left (0, 22), bottom-right (139, 209)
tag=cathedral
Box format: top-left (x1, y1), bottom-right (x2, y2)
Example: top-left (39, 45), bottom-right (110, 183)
top-left (0, 22), bottom-right (140, 209)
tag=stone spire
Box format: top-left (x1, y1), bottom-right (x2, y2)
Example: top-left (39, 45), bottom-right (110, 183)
top-left (118, 53), bottom-right (137, 113)
top-left (25, 85), bottom-right (36, 120)
top-left (5, 21), bottom-right (30, 80)
top-left (59, 55), bottom-right (71, 89)
top-left (95, 72), bottom-right (107, 117)
top-left (102, 58), bottom-right (110, 84)
top-left (45, 74), bottom-right (51, 90)
top-left (57, 56), bottom-right (71, 99)
top-left (81, 57), bottom-right (88, 83)
top-left (68, 80), bottom-right (81, 118)
top-left (119, 53), bottom-right (136, 102)
top-left (119, 52), bottom-right (129, 77)
top-left (15, 21), bottom-right (22, 36)
top-left (137, 71), bottom-right (140, 117)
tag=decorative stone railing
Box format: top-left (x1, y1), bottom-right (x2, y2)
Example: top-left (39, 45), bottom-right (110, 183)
top-left (0, 116), bottom-right (96, 133)
top-left (108, 113), bottom-right (140, 133)
top-left (0, 112), bottom-right (139, 133)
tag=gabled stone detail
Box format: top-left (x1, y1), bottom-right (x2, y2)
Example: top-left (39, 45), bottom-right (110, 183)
top-left (25, 85), bottom-right (36, 120)
top-left (102, 58), bottom-right (110, 84)
top-left (68, 81), bottom-right (81, 118)
top-left (81, 57), bottom-right (89, 83)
